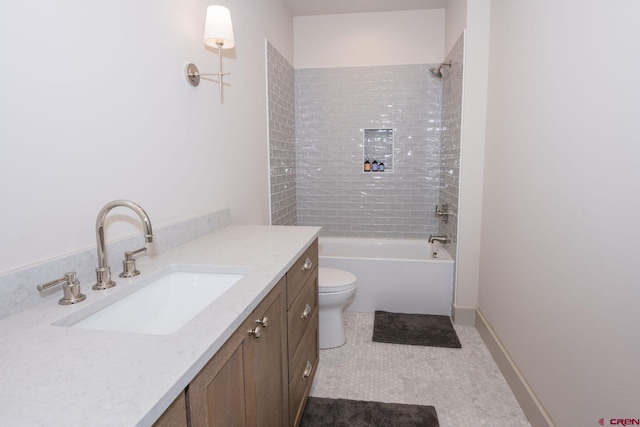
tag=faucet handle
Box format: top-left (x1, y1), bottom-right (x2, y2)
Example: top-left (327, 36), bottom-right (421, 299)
top-left (37, 272), bottom-right (87, 305)
top-left (434, 204), bottom-right (452, 224)
top-left (119, 247), bottom-right (147, 278)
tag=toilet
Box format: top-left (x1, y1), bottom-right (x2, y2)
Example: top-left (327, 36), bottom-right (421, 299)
top-left (318, 267), bottom-right (357, 349)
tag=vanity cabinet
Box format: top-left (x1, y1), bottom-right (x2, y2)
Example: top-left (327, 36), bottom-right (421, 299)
top-left (188, 276), bottom-right (287, 427)
top-left (286, 240), bottom-right (319, 427)
top-left (167, 239), bottom-right (319, 427)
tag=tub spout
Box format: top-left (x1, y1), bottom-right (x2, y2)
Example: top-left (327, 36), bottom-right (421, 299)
top-left (428, 235), bottom-right (450, 244)
top-left (94, 200), bottom-right (153, 290)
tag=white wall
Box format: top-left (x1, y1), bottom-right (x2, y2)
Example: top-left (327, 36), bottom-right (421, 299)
top-left (294, 10), bottom-right (445, 68)
top-left (443, 0), bottom-right (490, 323)
top-left (480, 1), bottom-right (640, 424)
top-left (444, 0), bottom-right (466, 56)
top-left (0, 0), bottom-right (292, 274)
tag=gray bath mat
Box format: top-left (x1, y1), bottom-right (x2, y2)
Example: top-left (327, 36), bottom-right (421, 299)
top-left (372, 310), bottom-right (461, 348)
top-left (300, 397), bottom-right (439, 427)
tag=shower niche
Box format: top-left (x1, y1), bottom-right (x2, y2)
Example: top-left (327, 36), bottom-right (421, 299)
top-left (363, 128), bottom-right (394, 172)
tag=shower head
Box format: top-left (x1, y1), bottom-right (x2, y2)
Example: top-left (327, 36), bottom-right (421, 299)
top-left (429, 67), bottom-right (443, 79)
top-left (429, 61), bottom-right (452, 79)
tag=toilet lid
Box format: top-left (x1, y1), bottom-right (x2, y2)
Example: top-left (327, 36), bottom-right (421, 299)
top-left (319, 267), bottom-right (357, 292)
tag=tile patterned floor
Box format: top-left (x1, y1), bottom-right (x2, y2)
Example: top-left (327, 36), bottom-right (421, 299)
top-left (309, 312), bottom-right (531, 426)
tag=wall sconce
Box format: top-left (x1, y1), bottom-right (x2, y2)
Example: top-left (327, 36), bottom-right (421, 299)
top-left (185, 5), bottom-right (235, 102)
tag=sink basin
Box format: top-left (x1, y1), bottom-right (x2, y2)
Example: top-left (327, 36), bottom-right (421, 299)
top-left (70, 270), bottom-right (244, 335)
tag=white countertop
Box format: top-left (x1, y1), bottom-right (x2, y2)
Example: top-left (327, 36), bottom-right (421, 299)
top-left (0, 225), bottom-right (320, 427)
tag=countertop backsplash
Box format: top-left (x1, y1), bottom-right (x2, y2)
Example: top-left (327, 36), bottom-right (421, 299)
top-left (0, 208), bottom-right (231, 320)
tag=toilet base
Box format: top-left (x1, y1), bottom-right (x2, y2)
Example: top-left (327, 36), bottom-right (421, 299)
top-left (319, 308), bottom-right (347, 349)
top-left (318, 287), bottom-right (356, 349)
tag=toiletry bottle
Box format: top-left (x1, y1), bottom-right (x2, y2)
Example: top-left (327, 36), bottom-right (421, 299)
top-left (364, 159), bottom-right (371, 172)
top-left (379, 162), bottom-right (385, 172)
top-left (372, 160), bottom-right (379, 171)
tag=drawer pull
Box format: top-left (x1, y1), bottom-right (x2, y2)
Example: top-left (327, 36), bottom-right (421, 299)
top-left (302, 361), bottom-right (313, 381)
top-left (248, 325), bottom-right (262, 339)
top-left (255, 316), bottom-right (269, 328)
top-left (301, 257), bottom-right (313, 272)
top-left (301, 304), bottom-right (312, 320)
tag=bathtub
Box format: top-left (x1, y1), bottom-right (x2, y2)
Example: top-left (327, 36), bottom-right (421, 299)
top-left (318, 237), bottom-right (454, 316)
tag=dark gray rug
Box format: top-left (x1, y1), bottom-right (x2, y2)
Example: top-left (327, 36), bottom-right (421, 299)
top-left (300, 397), bottom-right (439, 427)
top-left (372, 310), bottom-right (461, 348)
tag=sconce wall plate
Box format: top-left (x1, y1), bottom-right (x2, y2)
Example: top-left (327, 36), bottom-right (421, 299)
top-left (186, 63), bottom-right (200, 87)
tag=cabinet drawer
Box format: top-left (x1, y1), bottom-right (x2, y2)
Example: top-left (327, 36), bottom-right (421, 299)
top-left (288, 317), bottom-right (318, 427)
top-left (287, 270), bottom-right (317, 371)
top-left (287, 240), bottom-right (318, 308)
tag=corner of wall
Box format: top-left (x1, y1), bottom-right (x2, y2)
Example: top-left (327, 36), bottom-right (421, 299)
top-left (444, 0), bottom-right (467, 57)
top-left (475, 309), bottom-right (556, 427)
top-left (452, 304), bottom-right (476, 325)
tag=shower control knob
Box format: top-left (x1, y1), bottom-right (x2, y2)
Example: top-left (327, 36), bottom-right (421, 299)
top-left (248, 325), bottom-right (262, 339)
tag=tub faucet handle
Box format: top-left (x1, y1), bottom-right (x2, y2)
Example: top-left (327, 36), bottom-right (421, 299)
top-left (435, 204), bottom-right (452, 224)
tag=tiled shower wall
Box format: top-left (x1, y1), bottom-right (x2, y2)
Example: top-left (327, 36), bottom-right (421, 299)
top-left (295, 65), bottom-right (442, 239)
top-left (438, 34), bottom-right (464, 259)
top-left (267, 42), bottom-right (297, 225)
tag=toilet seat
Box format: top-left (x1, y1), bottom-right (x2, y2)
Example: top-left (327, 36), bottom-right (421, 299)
top-left (319, 267), bottom-right (357, 293)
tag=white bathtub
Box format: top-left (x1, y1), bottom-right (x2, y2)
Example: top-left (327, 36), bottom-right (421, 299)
top-left (318, 237), bottom-right (454, 316)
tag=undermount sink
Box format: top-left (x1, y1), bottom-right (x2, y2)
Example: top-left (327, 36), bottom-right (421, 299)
top-left (69, 269), bottom-right (244, 335)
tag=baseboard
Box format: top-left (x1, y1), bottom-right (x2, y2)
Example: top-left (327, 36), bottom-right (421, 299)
top-left (452, 305), bottom-right (476, 326)
top-left (475, 309), bottom-right (555, 427)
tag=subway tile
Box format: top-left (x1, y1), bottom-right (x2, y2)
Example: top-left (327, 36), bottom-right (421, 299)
top-left (269, 44), bottom-right (462, 240)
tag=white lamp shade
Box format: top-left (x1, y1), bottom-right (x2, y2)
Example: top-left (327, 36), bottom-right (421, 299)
top-left (204, 5), bottom-right (235, 49)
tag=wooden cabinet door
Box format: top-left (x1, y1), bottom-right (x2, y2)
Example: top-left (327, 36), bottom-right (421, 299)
top-left (188, 332), bottom-right (248, 427)
top-left (189, 278), bottom-right (286, 427)
top-left (153, 391), bottom-right (188, 427)
top-left (245, 278), bottom-right (287, 427)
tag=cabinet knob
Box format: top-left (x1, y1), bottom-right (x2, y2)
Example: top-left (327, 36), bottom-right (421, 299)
top-left (247, 325), bottom-right (262, 339)
top-left (301, 304), bottom-right (312, 320)
top-left (301, 257), bottom-right (313, 272)
top-left (255, 316), bottom-right (269, 328)
top-left (302, 361), bottom-right (313, 381)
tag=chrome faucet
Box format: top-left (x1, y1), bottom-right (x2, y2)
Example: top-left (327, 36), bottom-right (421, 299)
top-left (93, 200), bottom-right (153, 290)
top-left (428, 234), bottom-right (450, 244)
top-left (37, 272), bottom-right (86, 305)
top-left (434, 204), bottom-right (452, 224)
